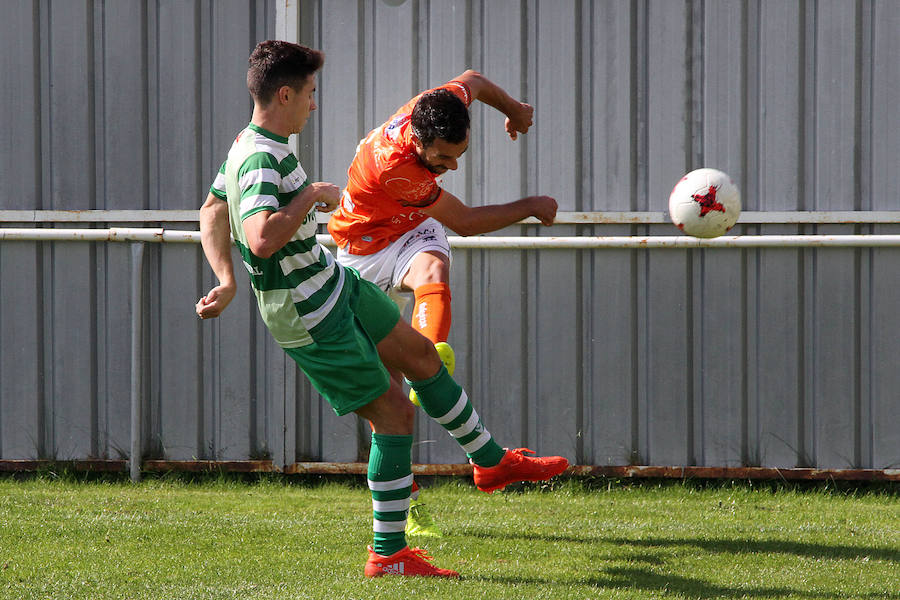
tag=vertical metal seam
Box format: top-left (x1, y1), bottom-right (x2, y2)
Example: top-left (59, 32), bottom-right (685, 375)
top-left (853, 0), bottom-right (873, 469)
top-left (26, 0), bottom-right (44, 456)
top-left (574, 0), bottom-right (585, 464)
top-left (521, 0), bottom-right (533, 446)
top-left (88, 0), bottom-right (101, 458)
top-left (39, 0), bottom-right (53, 459)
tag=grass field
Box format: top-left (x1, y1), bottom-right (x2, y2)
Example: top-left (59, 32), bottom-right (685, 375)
top-left (0, 473), bottom-right (897, 600)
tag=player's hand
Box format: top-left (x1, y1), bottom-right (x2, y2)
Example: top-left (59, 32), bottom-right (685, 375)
top-left (196, 282), bottom-right (236, 320)
top-left (526, 195), bottom-right (557, 226)
top-left (505, 102), bottom-right (534, 140)
top-left (311, 182), bottom-right (341, 212)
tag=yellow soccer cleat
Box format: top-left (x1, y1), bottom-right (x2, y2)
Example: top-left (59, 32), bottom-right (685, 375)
top-left (405, 500), bottom-right (443, 537)
top-left (434, 342), bottom-right (455, 376)
top-left (409, 342), bottom-right (456, 406)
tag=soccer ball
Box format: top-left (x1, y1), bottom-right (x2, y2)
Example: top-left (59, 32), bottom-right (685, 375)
top-left (668, 168), bottom-right (741, 238)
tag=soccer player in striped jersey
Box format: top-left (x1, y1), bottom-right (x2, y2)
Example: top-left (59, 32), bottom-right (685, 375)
top-left (196, 40), bottom-right (567, 579)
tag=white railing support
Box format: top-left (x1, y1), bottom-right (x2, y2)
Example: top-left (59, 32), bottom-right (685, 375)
top-left (130, 243), bottom-right (144, 483)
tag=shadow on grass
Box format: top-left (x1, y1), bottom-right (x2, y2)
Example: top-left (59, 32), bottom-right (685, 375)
top-left (472, 568), bottom-right (900, 599)
top-left (457, 526), bottom-right (900, 598)
top-left (458, 527), bottom-right (900, 564)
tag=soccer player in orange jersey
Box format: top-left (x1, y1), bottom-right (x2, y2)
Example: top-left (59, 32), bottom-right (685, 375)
top-left (328, 70), bottom-right (557, 535)
top-left (329, 73), bottom-right (556, 348)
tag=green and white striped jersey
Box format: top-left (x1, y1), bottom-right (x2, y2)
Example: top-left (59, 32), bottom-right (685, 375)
top-left (210, 123), bottom-right (346, 348)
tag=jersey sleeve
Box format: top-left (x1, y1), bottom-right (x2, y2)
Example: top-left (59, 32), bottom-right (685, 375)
top-left (439, 79), bottom-right (473, 108)
top-left (209, 161), bottom-right (227, 200)
top-left (236, 151), bottom-right (283, 221)
top-left (378, 161), bottom-right (442, 207)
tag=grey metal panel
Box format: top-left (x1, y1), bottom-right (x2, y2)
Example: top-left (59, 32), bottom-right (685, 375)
top-left (0, 243), bottom-right (43, 458)
top-left (872, 2), bottom-right (900, 210)
top-left (318, 1), bottom-right (365, 196)
top-left (48, 241), bottom-right (96, 459)
top-left (524, 1), bottom-right (581, 459)
top-left (99, 243), bottom-right (136, 460)
top-left (811, 239), bottom-right (858, 469)
top-left (587, 0), bottom-right (634, 211)
top-left (755, 233), bottom-right (804, 467)
top-left (757, 1), bottom-right (803, 211)
top-left (694, 248), bottom-right (745, 467)
top-left (871, 231), bottom-right (900, 469)
top-left (0, 1), bottom-right (41, 210)
top-left (1, 1), bottom-right (898, 473)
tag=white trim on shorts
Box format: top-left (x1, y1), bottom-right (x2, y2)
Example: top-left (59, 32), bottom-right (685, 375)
top-left (335, 217), bottom-right (451, 313)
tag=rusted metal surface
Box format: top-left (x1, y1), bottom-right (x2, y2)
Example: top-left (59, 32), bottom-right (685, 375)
top-left (1, 460), bottom-right (897, 481)
top-left (142, 460), bottom-right (280, 473)
top-left (569, 465), bottom-right (900, 482)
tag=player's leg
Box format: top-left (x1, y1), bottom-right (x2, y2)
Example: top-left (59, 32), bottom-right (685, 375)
top-left (381, 365), bottom-right (442, 537)
top-left (342, 256), bottom-right (447, 534)
top-left (356, 386), bottom-right (458, 578)
top-left (286, 277), bottom-right (455, 578)
top-left (376, 317), bottom-right (569, 492)
top-left (403, 251), bottom-right (453, 345)
top-left (401, 251), bottom-right (455, 406)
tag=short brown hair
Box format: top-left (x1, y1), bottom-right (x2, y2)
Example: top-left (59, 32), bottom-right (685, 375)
top-left (247, 40), bottom-right (324, 105)
top-left (411, 89), bottom-right (470, 147)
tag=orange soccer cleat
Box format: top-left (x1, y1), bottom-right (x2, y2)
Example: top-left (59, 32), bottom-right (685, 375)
top-left (364, 546), bottom-right (460, 578)
top-left (472, 447), bottom-right (569, 493)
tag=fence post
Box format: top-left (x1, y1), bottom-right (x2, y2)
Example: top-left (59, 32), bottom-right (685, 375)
top-left (130, 242), bottom-right (145, 482)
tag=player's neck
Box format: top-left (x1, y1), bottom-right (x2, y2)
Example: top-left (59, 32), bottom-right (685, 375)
top-left (250, 105), bottom-right (292, 139)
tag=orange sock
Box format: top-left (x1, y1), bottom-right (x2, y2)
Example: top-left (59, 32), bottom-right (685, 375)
top-left (411, 282), bottom-right (452, 343)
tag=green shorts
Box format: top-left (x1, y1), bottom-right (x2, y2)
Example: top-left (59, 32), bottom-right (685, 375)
top-left (284, 267), bottom-right (401, 416)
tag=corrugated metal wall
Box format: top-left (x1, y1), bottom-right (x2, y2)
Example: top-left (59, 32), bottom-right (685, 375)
top-left (1, 0), bottom-right (898, 471)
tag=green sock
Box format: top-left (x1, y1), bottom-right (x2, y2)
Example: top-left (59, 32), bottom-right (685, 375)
top-left (368, 433), bottom-right (412, 557)
top-left (407, 365), bottom-right (505, 468)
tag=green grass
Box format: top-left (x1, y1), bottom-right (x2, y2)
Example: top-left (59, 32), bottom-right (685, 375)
top-left (0, 473), bottom-right (897, 599)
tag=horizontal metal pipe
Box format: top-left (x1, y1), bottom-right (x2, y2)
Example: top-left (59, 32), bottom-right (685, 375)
top-left (0, 227), bottom-right (198, 243)
top-left (438, 234), bottom-right (900, 249)
top-left (2, 228), bottom-right (900, 249)
top-left (1, 460), bottom-right (897, 481)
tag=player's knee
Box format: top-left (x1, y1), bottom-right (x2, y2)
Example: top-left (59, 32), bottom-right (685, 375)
top-left (406, 253), bottom-right (449, 287)
top-left (399, 327), bottom-right (442, 380)
top-left (409, 337), bottom-right (443, 381)
top-left (364, 389), bottom-right (415, 435)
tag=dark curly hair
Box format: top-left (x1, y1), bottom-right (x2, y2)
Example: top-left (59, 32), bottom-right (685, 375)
top-left (247, 40), bottom-right (324, 105)
top-left (411, 89), bottom-right (470, 147)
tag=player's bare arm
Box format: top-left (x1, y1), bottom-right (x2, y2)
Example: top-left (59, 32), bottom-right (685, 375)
top-left (197, 192), bottom-right (237, 319)
top-left (244, 181), bottom-right (340, 258)
top-left (455, 69), bottom-right (534, 140)
top-left (423, 189), bottom-right (557, 236)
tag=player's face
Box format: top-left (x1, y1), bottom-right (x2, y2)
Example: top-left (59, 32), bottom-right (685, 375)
top-left (415, 134), bottom-right (469, 175)
top-left (287, 75), bottom-right (317, 134)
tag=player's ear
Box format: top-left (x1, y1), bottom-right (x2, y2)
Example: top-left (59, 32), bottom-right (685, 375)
top-left (277, 85), bottom-right (292, 105)
top-left (410, 132), bottom-right (424, 153)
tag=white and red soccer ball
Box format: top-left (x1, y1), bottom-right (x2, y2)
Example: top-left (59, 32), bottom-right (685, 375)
top-left (668, 168), bottom-right (741, 238)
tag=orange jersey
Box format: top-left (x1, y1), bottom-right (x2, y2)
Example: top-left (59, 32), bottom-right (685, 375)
top-left (328, 80), bottom-right (472, 255)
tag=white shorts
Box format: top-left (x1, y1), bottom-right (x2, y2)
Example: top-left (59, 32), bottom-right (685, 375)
top-left (336, 217), bottom-right (451, 313)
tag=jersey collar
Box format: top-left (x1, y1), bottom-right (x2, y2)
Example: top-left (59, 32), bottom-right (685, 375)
top-left (248, 122), bottom-right (289, 144)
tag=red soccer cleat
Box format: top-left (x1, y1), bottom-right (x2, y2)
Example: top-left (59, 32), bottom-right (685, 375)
top-left (472, 447), bottom-right (569, 493)
top-left (364, 546), bottom-right (460, 578)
